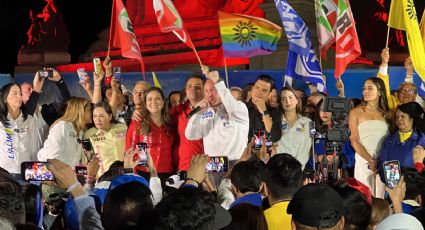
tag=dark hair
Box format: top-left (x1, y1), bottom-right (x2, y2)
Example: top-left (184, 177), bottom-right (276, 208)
top-left (368, 198), bottom-right (391, 229)
top-left (402, 167), bottom-right (425, 200)
top-left (332, 182), bottom-right (371, 230)
top-left (98, 161), bottom-right (124, 183)
top-left (222, 203), bottom-right (268, 230)
top-left (362, 78), bottom-right (389, 121)
top-left (22, 184), bottom-right (41, 225)
top-left (242, 83), bottom-right (254, 102)
top-left (231, 160), bottom-right (266, 194)
top-left (254, 75), bottom-right (275, 92)
top-left (140, 87), bottom-right (171, 135)
top-left (155, 186), bottom-right (216, 230)
top-left (280, 86), bottom-right (302, 114)
top-left (397, 102), bottom-right (425, 133)
top-left (93, 101), bottom-right (118, 124)
top-left (0, 83), bottom-right (28, 126)
top-left (102, 181), bottom-right (154, 230)
top-left (168, 91), bottom-right (181, 108)
top-left (0, 170), bottom-right (25, 224)
top-left (266, 154), bottom-right (303, 200)
top-left (185, 75), bottom-right (206, 86)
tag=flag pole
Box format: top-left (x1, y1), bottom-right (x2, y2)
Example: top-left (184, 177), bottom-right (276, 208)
top-left (385, 26), bottom-right (391, 48)
top-left (224, 58), bottom-right (229, 87)
top-left (107, 0), bottom-right (115, 58)
top-left (192, 47), bottom-right (203, 67)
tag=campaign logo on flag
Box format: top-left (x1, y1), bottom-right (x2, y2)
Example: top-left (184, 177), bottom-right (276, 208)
top-left (315, 0), bottom-right (337, 58)
top-left (275, 0), bottom-right (326, 93)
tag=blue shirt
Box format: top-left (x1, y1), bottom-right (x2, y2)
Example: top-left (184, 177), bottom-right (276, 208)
top-left (230, 193), bottom-right (262, 208)
top-left (378, 130), bottom-right (425, 182)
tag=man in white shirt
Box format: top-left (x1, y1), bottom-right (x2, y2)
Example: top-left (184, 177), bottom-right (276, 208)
top-left (185, 67), bottom-right (249, 161)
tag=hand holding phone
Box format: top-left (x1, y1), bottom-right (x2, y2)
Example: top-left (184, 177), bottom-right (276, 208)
top-left (77, 68), bottom-right (88, 83)
top-left (206, 156), bottom-right (228, 172)
top-left (93, 58), bottom-right (104, 75)
top-left (81, 139), bottom-right (95, 162)
top-left (38, 69), bottom-right (53, 78)
top-left (21, 161), bottom-right (55, 181)
top-left (136, 143), bottom-right (148, 166)
top-left (383, 160), bottom-right (401, 189)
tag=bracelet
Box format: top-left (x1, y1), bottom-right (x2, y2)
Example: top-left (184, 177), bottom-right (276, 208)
top-left (66, 182), bottom-right (81, 193)
top-left (185, 177), bottom-right (200, 185)
top-left (95, 84), bottom-right (101, 86)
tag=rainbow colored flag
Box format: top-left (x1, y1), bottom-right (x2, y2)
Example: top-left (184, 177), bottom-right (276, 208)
top-left (218, 11), bottom-right (282, 58)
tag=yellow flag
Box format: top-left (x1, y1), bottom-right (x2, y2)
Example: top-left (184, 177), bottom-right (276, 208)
top-left (388, 0), bottom-right (425, 82)
top-left (152, 71), bottom-right (161, 89)
top-left (421, 10), bottom-right (425, 52)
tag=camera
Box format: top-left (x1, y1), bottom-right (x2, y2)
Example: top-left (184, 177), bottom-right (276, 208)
top-left (323, 97), bottom-right (350, 144)
top-left (38, 69), bottom-right (53, 78)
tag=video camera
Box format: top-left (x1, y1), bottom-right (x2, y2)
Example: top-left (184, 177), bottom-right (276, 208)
top-left (323, 97), bottom-right (350, 145)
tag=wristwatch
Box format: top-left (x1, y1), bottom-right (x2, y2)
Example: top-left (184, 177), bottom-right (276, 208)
top-left (262, 110), bottom-right (269, 116)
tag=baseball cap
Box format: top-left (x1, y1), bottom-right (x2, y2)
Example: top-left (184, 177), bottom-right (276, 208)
top-left (376, 213), bottom-right (423, 230)
top-left (287, 183), bottom-right (343, 228)
top-left (109, 174), bottom-right (149, 191)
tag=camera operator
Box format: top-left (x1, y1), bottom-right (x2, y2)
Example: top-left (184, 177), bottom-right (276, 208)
top-left (307, 98), bottom-right (355, 180)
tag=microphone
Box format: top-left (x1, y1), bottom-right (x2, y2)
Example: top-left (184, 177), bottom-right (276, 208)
top-left (186, 106), bottom-right (202, 119)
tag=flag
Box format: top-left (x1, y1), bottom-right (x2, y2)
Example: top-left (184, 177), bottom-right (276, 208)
top-left (152, 72), bottom-right (162, 88)
top-left (388, 0), bottom-right (425, 83)
top-left (109, 0), bottom-right (145, 78)
top-left (153, 0), bottom-right (194, 50)
top-left (218, 11), bottom-right (282, 58)
top-left (334, 0), bottom-right (361, 78)
top-left (315, 0), bottom-right (337, 58)
top-left (275, 0), bottom-right (326, 93)
top-left (419, 81), bottom-right (425, 98)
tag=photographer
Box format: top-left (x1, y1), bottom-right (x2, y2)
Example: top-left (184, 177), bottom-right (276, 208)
top-left (307, 98), bottom-right (355, 178)
top-left (22, 68), bottom-right (71, 126)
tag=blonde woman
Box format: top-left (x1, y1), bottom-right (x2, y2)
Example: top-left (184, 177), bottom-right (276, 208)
top-left (38, 97), bottom-right (92, 167)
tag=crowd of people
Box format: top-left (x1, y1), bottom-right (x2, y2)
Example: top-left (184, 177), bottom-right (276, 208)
top-left (0, 48), bottom-right (425, 230)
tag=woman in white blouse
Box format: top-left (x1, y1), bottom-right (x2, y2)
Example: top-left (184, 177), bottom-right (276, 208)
top-left (38, 97), bottom-right (92, 167)
top-left (275, 87), bottom-right (312, 169)
top-left (0, 83), bottom-right (44, 176)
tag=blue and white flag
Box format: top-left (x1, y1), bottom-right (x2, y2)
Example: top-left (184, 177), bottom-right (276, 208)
top-left (275, 0), bottom-right (326, 93)
top-left (419, 80), bottom-right (425, 98)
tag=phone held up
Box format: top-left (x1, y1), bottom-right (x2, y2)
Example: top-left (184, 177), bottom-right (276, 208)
top-left (93, 58), bottom-right (103, 76)
top-left (81, 139), bottom-right (95, 162)
top-left (38, 69), bottom-right (53, 78)
top-left (206, 156), bottom-right (229, 173)
top-left (136, 143), bottom-right (148, 166)
top-left (21, 161), bottom-right (54, 181)
top-left (383, 160), bottom-right (401, 189)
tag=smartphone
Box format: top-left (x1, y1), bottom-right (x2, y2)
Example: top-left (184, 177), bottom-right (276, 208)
top-left (75, 165), bottom-right (87, 185)
top-left (253, 130), bottom-right (272, 152)
top-left (77, 68), bottom-right (88, 83)
top-left (206, 156), bottom-right (228, 172)
top-left (113, 66), bottom-right (122, 82)
top-left (136, 143), bottom-right (148, 166)
top-left (93, 58), bottom-right (103, 75)
top-left (383, 160), bottom-right (401, 189)
top-left (38, 69), bottom-right (53, 78)
top-left (81, 139), bottom-right (95, 162)
top-left (21, 161), bottom-right (54, 181)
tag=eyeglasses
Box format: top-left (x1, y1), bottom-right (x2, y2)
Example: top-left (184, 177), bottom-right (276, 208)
top-left (399, 89), bottom-right (416, 95)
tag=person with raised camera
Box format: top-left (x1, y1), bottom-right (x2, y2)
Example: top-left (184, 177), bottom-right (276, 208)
top-left (275, 86), bottom-right (312, 169)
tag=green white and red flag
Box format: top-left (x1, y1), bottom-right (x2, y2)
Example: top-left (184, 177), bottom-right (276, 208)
top-left (108, 0), bottom-right (145, 78)
top-left (153, 0), bottom-right (195, 50)
top-left (315, 0), bottom-right (336, 59)
top-left (334, 0), bottom-right (361, 78)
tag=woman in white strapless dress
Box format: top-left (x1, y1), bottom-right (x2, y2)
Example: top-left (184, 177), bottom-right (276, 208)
top-left (349, 78), bottom-right (390, 198)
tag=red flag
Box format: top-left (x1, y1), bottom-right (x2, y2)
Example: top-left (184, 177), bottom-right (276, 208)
top-left (153, 0), bottom-right (195, 50)
top-left (109, 0), bottom-right (145, 78)
top-left (334, 0), bottom-right (361, 78)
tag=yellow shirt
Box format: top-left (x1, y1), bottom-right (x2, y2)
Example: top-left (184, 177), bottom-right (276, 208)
top-left (264, 201), bottom-right (292, 230)
top-left (84, 123), bottom-right (127, 177)
top-left (377, 72), bottom-right (400, 111)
